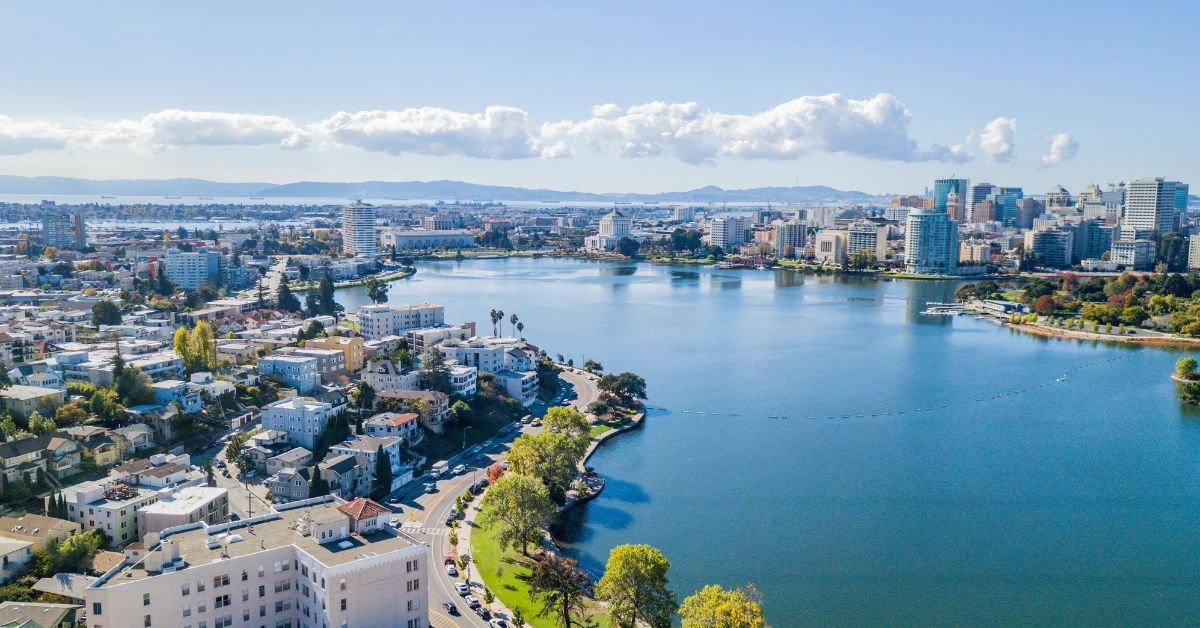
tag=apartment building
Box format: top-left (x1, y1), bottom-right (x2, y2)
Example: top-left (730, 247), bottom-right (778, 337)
top-left (357, 304), bottom-right (444, 340)
top-left (260, 397), bottom-right (337, 451)
top-left (301, 336), bottom-right (365, 372)
top-left (84, 497), bottom-right (429, 628)
top-left (257, 355), bottom-right (320, 394)
top-left (137, 486), bottom-right (229, 538)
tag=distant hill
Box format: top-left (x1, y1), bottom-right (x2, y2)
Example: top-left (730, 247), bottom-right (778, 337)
top-left (0, 175), bottom-right (875, 203)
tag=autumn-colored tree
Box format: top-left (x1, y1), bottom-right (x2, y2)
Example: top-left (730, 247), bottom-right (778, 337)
top-left (1033, 294), bottom-right (1057, 316)
top-left (487, 462), bottom-right (505, 485)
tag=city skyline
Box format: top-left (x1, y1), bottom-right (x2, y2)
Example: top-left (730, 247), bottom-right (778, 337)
top-left (2, 1), bottom-right (1198, 193)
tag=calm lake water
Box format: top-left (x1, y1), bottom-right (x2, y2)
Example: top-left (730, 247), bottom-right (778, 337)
top-left (338, 258), bottom-right (1200, 626)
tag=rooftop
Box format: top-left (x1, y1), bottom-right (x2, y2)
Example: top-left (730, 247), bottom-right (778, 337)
top-left (101, 499), bottom-right (421, 586)
top-left (0, 385), bottom-right (62, 401)
top-left (139, 486), bottom-right (226, 516)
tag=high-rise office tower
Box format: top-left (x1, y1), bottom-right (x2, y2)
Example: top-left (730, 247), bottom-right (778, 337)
top-left (933, 178), bottom-right (969, 214)
top-left (966, 182), bottom-right (995, 221)
top-left (42, 213), bottom-right (86, 250)
top-left (992, 187), bottom-right (1024, 227)
top-left (1121, 177), bottom-right (1178, 239)
top-left (342, 201), bottom-right (378, 257)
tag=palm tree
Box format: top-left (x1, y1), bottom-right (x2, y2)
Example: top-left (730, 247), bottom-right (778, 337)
top-left (495, 309), bottom-right (505, 336)
top-left (509, 313), bottom-right (518, 338)
top-left (516, 321), bottom-right (524, 339)
top-left (489, 309), bottom-right (501, 336)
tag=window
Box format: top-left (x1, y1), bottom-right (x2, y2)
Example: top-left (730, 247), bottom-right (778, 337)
top-left (183, 604), bottom-right (191, 617)
top-left (259, 605), bottom-right (266, 618)
top-left (215, 594), bottom-right (230, 608)
top-left (242, 589), bottom-right (249, 602)
top-left (92, 603), bottom-right (102, 616)
top-left (198, 601), bottom-right (206, 613)
top-left (242, 570), bottom-right (248, 582)
top-left (214, 574), bottom-right (230, 588)
top-left (274, 580), bottom-right (291, 593)
top-left (407, 598), bottom-right (420, 611)
top-left (339, 599), bottom-right (346, 611)
top-left (197, 581), bottom-right (206, 593)
top-left (339, 579), bottom-right (346, 591)
top-left (182, 584), bottom-right (190, 596)
top-left (214, 616), bottom-right (233, 628)
top-left (143, 593), bottom-right (151, 606)
top-left (143, 615), bottom-right (151, 627)
top-left (243, 610), bottom-right (250, 622)
top-left (258, 566), bottom-right (264, 578)
top-left (274, 600), bottom-right (291, 612)
top-left (258, 585), bottom-right (265, 598)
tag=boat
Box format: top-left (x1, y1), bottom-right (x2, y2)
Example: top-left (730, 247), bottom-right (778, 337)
top-left (755, 264), bottom-right (768, 271)
top-left (920, 301), bottom-right (966, 316)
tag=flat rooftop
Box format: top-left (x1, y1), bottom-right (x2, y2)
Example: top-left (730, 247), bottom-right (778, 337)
top-left (140, 487), bottom-right (226, 516)
top-left (101, 502), bottom-right (420, 586)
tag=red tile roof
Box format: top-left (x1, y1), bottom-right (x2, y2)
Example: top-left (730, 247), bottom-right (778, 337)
top-left (337, 497), bottom-right (389, 522)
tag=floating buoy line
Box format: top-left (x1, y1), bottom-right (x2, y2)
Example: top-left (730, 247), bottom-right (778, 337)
top-left (674, 352), bottom-right (1142, 421)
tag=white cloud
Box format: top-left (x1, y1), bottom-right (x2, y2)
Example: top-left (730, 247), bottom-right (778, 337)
top-left (975, 117), bottom-right (1017, 163)
top-left (0, 115), bottom-right (74, 155)
top-left (0, 98), bottom-right (1024, 166)
top-left (539, 93), bottom-right (968, 164)
top-left (314, 106), bottom-right (543, 159)
top-left (1040, 133), bottom-right (1079, 167)
top-left (90, 109), bottom-right (309, 152)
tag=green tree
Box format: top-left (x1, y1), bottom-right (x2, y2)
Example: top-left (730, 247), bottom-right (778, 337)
top-left (1178, 357), bottom-right (1199, 380)
top-left (529, 552), bottom-right (592, 628)
top-left (678, 584), bottom-right (765, 628)
top-left (0, 414), bottom-right (21, 441)
top-left (583, 359), bottom-right (603, 374)
top-left (308, 465), bottom-right (329, 497)
top-left (616, 237), bottom-right (641, 258)
top-left (173, 327), bottom-right (193, 372)
top-left (91, 300), bottom-right (122, 326)
top-left (372, 444), bottom-right (393, 499)
top-left (115, 366), bottom-right (154, 406)
top-left (53, 403), bottom-right (88, 427)
top-left (419, 346), bottom-right (452, 394)
top-left (478, 473), bottom-right (554, 556)
top-left (189, 321), bottom-right (217, 373)
top-left (88, 387), bottom-right (123, 421)
top-left (595, 544), bottom-right (677, 628)
top-left (450, 399), bottom-right (472, 424)
top-left (490, 309), bottom-right (503, 336)
top-left (317, 271), bottom-right (340, 317)
top-left (364, 274), bottom-right (390, 305)
top-left (27, 411), bottom-right (55, 435)
top-left (225, 433), bottom-right (252, 475)
top-left (543, 406), bottom-right (591, 451)
top-left (276, 282), bottom-right (301, 312)
top-left (507, 431), bottom-right (587, 504)
top-left (598, 372), bottom-right (648, 408)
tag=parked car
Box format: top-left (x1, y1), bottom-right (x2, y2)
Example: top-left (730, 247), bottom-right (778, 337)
top-left (445, 512), bottom-right (458, 525)
top-left (489, 620), bottom-right (509, 628)
top-left (465, 595), bottom-right (480, 608)
top-left (455, 583), bottom-right (470, 596)
top-left (442, 602), bottom-right (459, 615)
top-left (474, 606), bottom-right (492, 620)
top-left (388, 517), bottom-right (400, 528)
top-left (445, 564), bottom-right (458, 577)
top-left (520, 414), bottom-right (533, 424)
top-left (444, 554), bottom-right (455, 565)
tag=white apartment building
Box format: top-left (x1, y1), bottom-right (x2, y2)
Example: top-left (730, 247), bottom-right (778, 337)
top-left (84, 497), bottom-right (429, 628)
top-left (404, 324), bottom-right (474, 354)
top-left (1188, 234), bottom-right (1200, 270)
top-left (360, 359), bottom-right (420, 393)
top-left (137, 486), bottom-right (229, 538)
top-left (260, 397), bottom-right (337, 450)
top-left (847, 221), bottom-right (889, 262)
top-left (161, 248), bottom-right (221, 290)
top-left (357, 304), bottom-right (445, 340)
top-left (363, 412), bottom-right (422, 445)
top-left (904, 209), bottom-right (959, 275)
top-left (494, 370), bottom-right (539, 407)
top-left (341, 201), bottom-right (378, 258)
top-left (773, 220), bottom-right (807, 259)
top-left (257, 355), bottom-right (320, 394)
top-left (449, 364), bottom-right (478, 397)
top-left (708, 216), bottom-right (751, 251)
top-left (422, 215), bottom-right (454, 231)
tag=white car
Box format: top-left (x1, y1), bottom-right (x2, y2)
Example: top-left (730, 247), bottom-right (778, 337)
top-left (388, 517), bottom-right (400, 528)
top-left (465, 594), bottom-right (480, 608)
top-left (489, 620), bottom-right (510, 628)
top-left (452, 464), bottom-right (466, 475)
top-left (455, 582), bottom-right (469, 596)
top-left (481, 440), bottom-right (493, 449)
top-left (445, 564), bottom-right (458, 577)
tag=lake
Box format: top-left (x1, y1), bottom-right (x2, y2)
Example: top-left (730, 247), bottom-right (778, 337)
top-left (337, 257), bottom-right (1200, 625)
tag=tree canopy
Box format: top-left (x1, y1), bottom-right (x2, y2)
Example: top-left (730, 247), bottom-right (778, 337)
top-left (678, 584), bottom-right (765, 628)
top-left (478, 473), bottom-right (554, 556)
top-left (595, 544), bottom-right (677, 628)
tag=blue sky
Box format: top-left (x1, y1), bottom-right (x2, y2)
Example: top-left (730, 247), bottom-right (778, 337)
top-left (0, 0), bottom-right (1196, 194)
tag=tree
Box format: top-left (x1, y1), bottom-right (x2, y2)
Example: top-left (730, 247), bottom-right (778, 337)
top-left (276, 282), bottom-right (301, 312)
top-left (530, 553), bottom-right (592, 628)
top-left (1033, 294), bottom-right (1056, 316)
top-left (598, 372), bottom-right (648, 408)
top-left (307, 465), bottom-right (329, 497)
top-left (583, 359), bottom-right (603, 374)
top-left (517, 321), bottom-right (525, 338)
top-left (189, 321), bottom-right (217, 373)
top-left (616, 237), bottom-right (641, 258)
top-left (1177, 357), bottom-right (1198, 380)
top-left (507, 431), bottom-right (587, 504)
top-left (478, 473), bottom-right (554, 556)
top-left (487, 462), bottom-right (505, 485)
top-left (225, 433), bottom-right (252, 475)
top-left (490, 309), bottom-right (505, 336)
top-left (91, 300), bottom-right (122, 326)
top-left (595, 544), bottom-right (677, 628)
top-left (204, 459), bottom-right (215, 486)
top-left (28, 411), bottom-right (55, 435)
top-left (364, 274), bottom-right (390, 305)
top-left (353, 381), bottom-right (376, 417)
top-left (509, 313), bottom-right (519, 338)
top-left (53, 403), bottom-right (87, 427)
top-left (173, 327), bottom-right (193, 372)
top-left (543, 406), bottom-right (591, 450)
top-left (88, 387), bottom-right (122, 421)
top-left (678, 584), bottom-right (765, 628)
top-left (450, 399), bottom-right (472, 423)
top-left (317, 271), bottom-right (340, 318)
top-left (419, 346), bottom-right (452, 394)
top-left (304, 288), bottom-right (320, 318)
top-left (115, 366), bottom-right (154, 406)
top-left (372, 445), bottom-right (392, 499)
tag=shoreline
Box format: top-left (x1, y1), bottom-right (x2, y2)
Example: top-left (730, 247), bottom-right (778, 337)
top-left (1007, 321), bottom-right (1200, 348)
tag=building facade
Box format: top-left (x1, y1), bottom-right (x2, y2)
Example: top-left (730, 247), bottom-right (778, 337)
top-left (341, 201), bottom-right (378, 258)
top-left (904, 209), bottom-right (959, 275)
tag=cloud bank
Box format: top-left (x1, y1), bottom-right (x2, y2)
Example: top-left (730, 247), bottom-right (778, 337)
top-left (0, 95), bottom-right (1066, 166)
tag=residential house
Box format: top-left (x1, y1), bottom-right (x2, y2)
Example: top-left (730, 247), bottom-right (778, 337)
top-left (0, 539), bottom-right (33, 584)
top-left (58, 426), bottom-right (125, 467)
top-left (318, 453), bottom-right (369, 499)
top-left (266, 466), bottom-right (312, 503)
top-left (0, 385), bottom-right (64, 419)
top-left (0, 601), bottom-right (81, 626)
top-left (113, 423), bottom-right (155, 453)
top-left (330, 435), bottom-right (408, 492)
top-left (0, 513), bottom-right (81, 552)
top-left (44, 436), bottom-right (81, 479)
top-left (360, 358), bottom-right (419, 392)
top-left (302, 335), bottom-right (366, 372)
top-left (377, 389), bottom-right (449, 434)
top-left (260, 397), bottom-right (337, 450)
top-left (363, 412), bottom-right (422, 446)
top-left (265, 447), bottom-right (313, 476)
top-left (0, 436), bottom-right (47, 487)
top-left (150, 380), bottom-right (203, 414)
top-left (6, 362), bottom-right (64, 389)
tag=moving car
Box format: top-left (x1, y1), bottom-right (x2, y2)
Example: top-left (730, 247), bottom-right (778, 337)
top-left (442, 602), bottom-right (459, 615)
top-left (423, 483), bottom-right (437, 493)
top-left (452, 464), bottom-right (466, 475)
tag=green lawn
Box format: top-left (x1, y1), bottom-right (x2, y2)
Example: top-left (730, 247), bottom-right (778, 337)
top-left (472, 518), bottom-right (611, 628)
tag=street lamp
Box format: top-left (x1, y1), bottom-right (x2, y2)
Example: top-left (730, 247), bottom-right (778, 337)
top-left (462, 425), bottom-right (472, 451)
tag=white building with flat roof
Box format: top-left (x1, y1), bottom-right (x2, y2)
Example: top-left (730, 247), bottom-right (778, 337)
top-left (84, 496), bottom-right (428, 628)
top-left (137, 485), bottom-right (229, 538)
top-left (357, 303), bottom-right (444, 340)
top-left (261, 397), bottom-right (337, 450)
